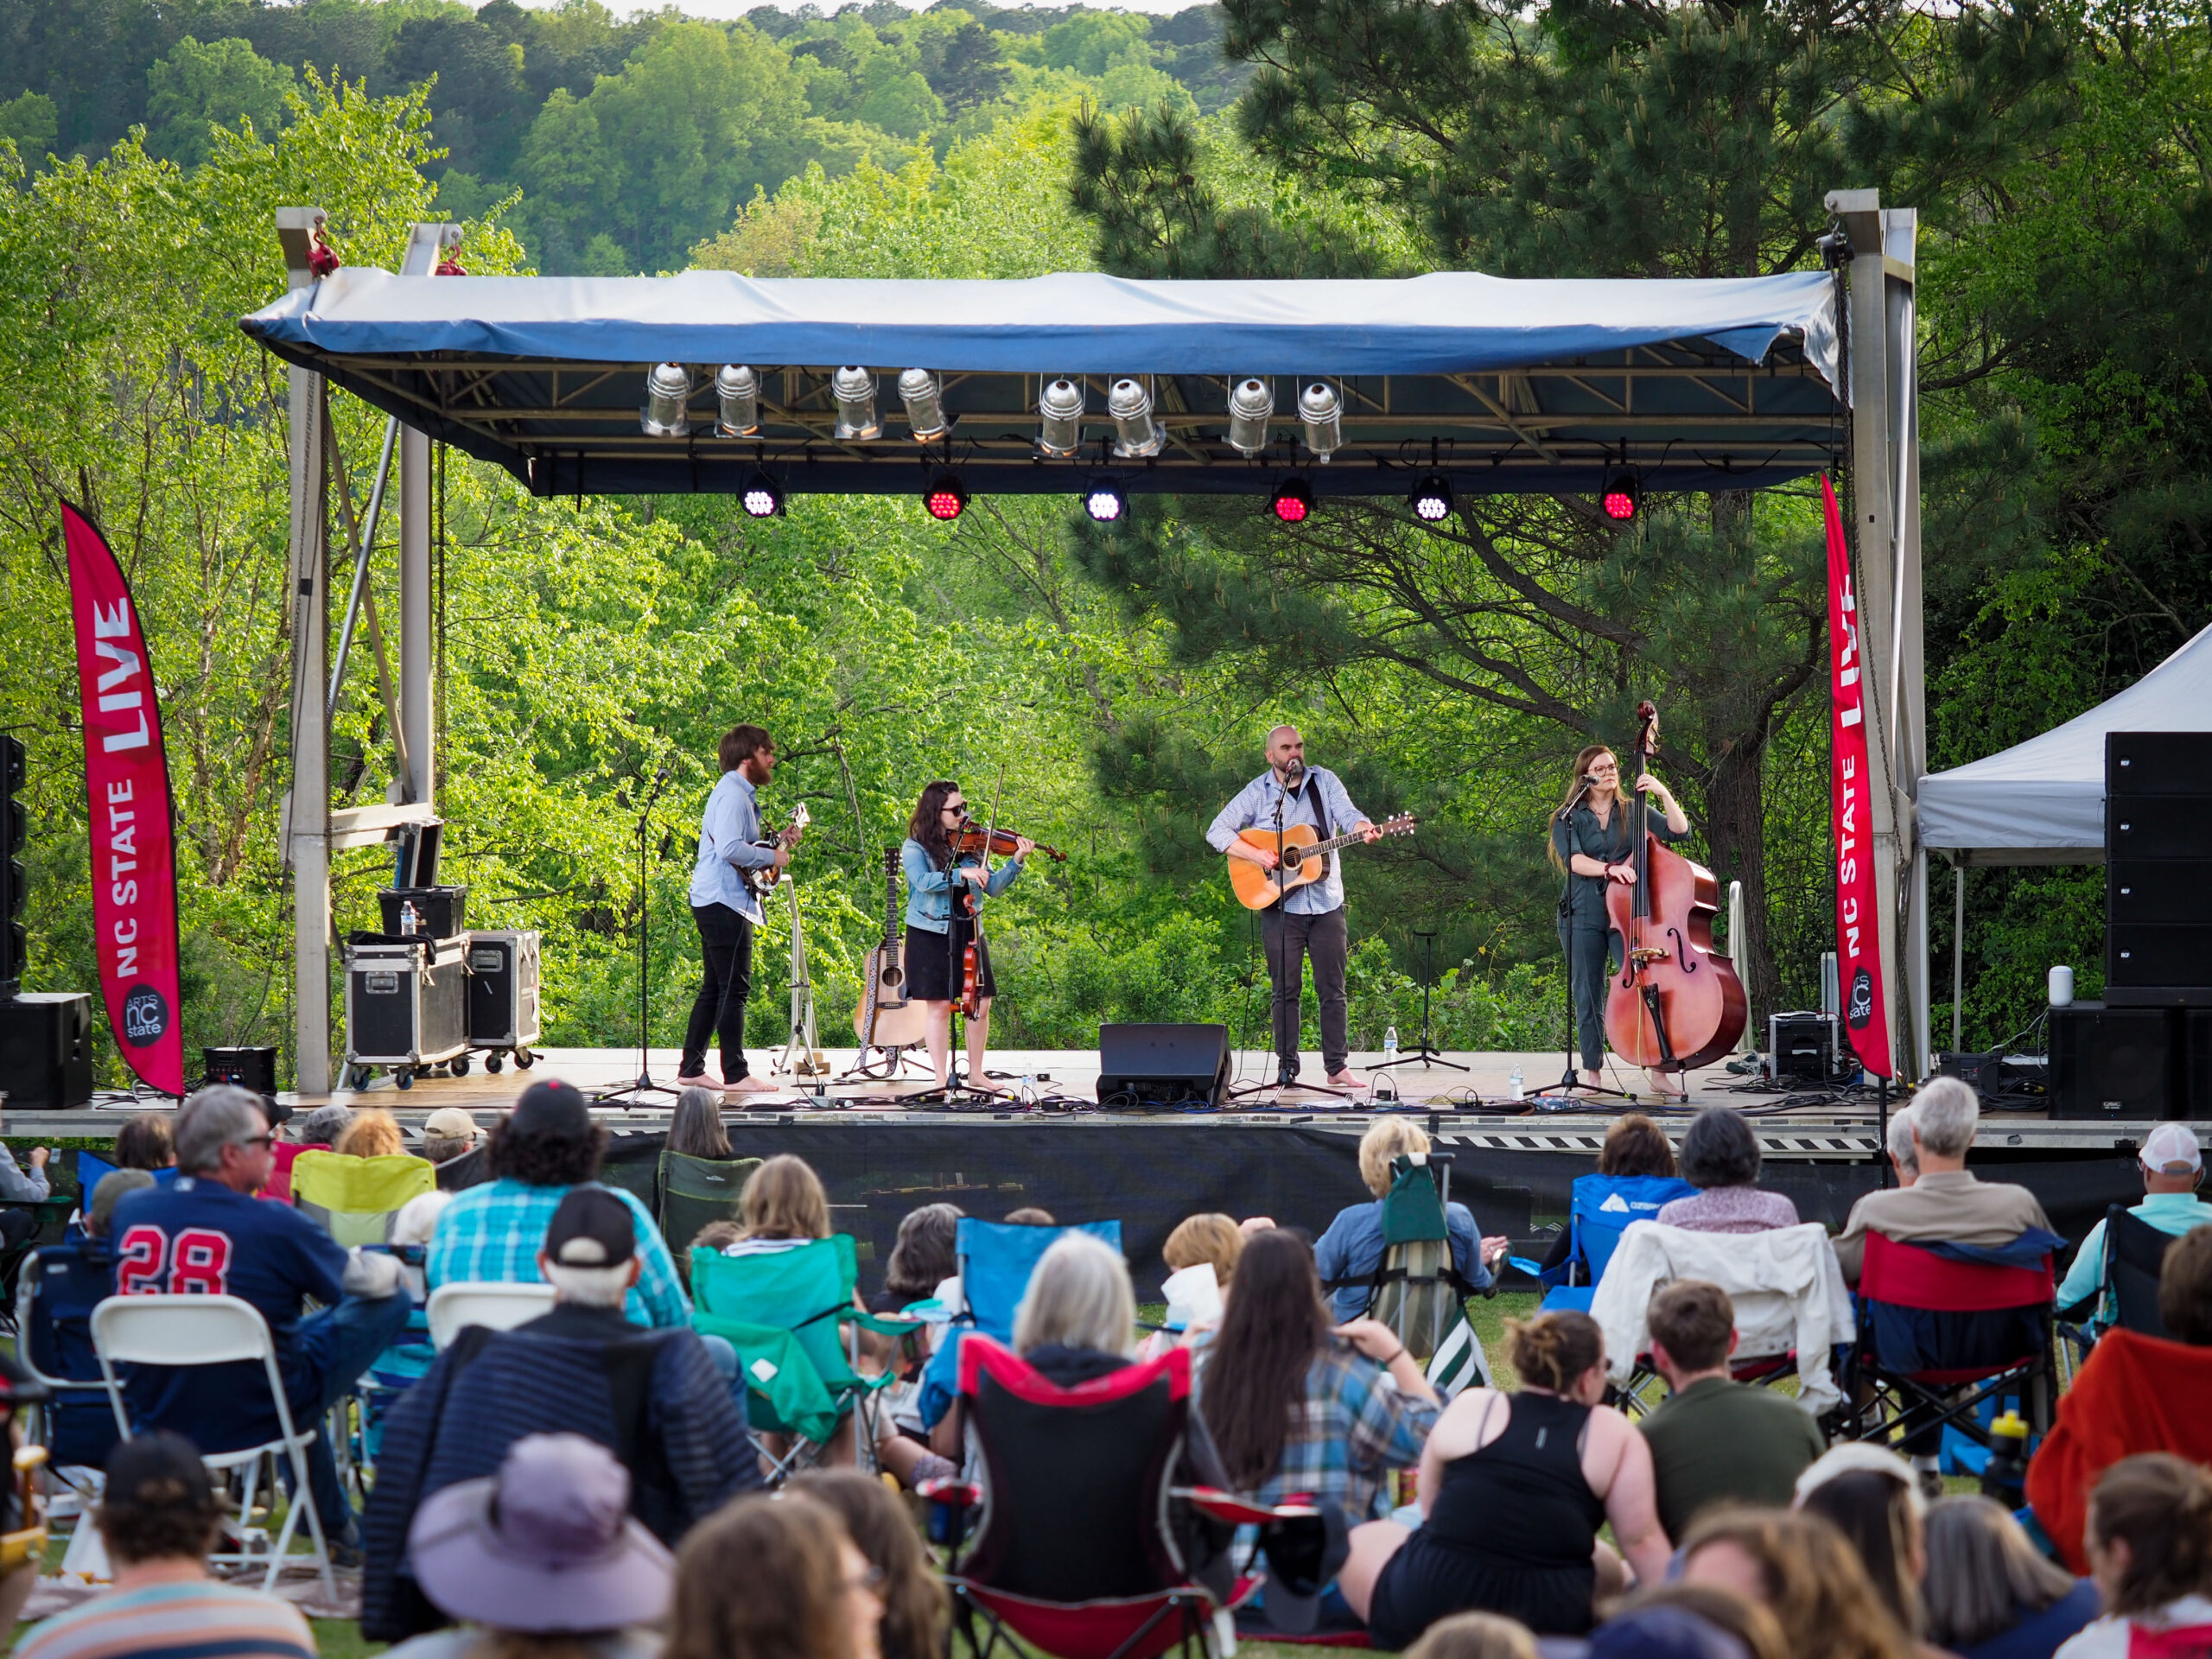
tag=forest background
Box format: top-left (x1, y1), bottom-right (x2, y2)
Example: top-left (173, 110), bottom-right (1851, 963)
top-left (0, 0), bottom-right (2204, 1086)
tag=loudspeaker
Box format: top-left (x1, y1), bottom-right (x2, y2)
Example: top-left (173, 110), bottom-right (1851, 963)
top-left (2109, 863), bottom-right (2212, 925)
top-left (204, 1046), bottom-right (277, 1096)
top-left (1096, 1022), bottom-right (1230, 1110)
top-left (1936, 1049), bottom-right (2003, 1100)
top-left (2107, 733), bottom-right (2212, 792)
top-left (2108, 925), bottom-right (2212, 1004)
top-left (1769, 1012), bottom-right (1837, 1083)
top-left (2050, 1002), bottom-right (2177, 1118)
top-left (0, 992), bottom-right (94, 1109)
top-left (2107, 798), bottom-right (2210, 860)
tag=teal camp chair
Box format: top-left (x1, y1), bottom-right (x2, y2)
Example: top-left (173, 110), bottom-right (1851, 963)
top-left (690, 1236), bottom-right (913, 1483)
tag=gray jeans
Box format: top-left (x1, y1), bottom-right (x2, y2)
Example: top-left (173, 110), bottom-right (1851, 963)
top-left (1563, 923), bottom-right (1624, 1071)
top-left (1261, 904), bottom-right (1350, 1073)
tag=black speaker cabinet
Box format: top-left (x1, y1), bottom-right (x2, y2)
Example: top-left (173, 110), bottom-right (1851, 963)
top-left (2107, 798), bottom-right (2211, 861)
top-left (1096, 1022), bottom-right (1230, 1109)
top-left (2109, 862), bottom-right (2212, 926)
top-left (1770, 1012), bottom-right (1838, 1082)
top-left (0, 992), bottom-right (94, 1109)
top-left (203, 1046), bottom-right (277, 1097)
top-left (2108, 925), bottom-right (2212, 1003)
top-left (2108, 733), bottom-right (2212, 792)
top-left (2050, 1002), bottom-right (2178, 1118)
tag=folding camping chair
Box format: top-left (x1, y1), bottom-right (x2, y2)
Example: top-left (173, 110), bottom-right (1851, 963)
top-left (425, 1281), bottom-right (556, 1348)
top-left (1328, 1155), bottom-right (1491, 1398)
top-left (92, 1294), bottom-right (338, 1599)
top-left (14, 1243), bottom-right (123, 1471)
top-left (1539, 1172), bottom-right (1696, 1313)
top-left (289, 1150), bottom-right (437, 1245)
top-left (657, 1149), bottom-right (762, 1279)
top-left (1844, 1231), bottom-right (2057, 1453)
top-left (690, 1236), bottom-right (912, 1482)
top-left (946, 1334), bottom-right (1229, 1659)
top-left (2060, 1205), bottom-right (2176, 1340)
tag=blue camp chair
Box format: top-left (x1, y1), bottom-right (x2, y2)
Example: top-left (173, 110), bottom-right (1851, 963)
top-left (15, 1243), bottom-right (123, 1469)
top-left (917, 1218), bottom-right (1125, 1431)
top-left (1539, 1172), bottom-right (1696, 1313)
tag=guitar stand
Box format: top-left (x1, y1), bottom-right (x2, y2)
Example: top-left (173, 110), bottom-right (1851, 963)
top-left (770, 874), bottom-right (826, 1081)
top-left (838, 1042), bottom-right (932, 1083)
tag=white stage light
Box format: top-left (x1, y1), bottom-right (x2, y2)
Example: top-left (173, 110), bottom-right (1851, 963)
top-left (1227, 378), bottom-right (1274, 455)
top-left (1299, 382), bottom-right (1341, 462)
top-left (741, 471), bottom-right (783, 518)
top-left (1084, 481), bottom-right (1128, 523)
top-left (832, 366), bottom-right (880, 441)
top-left (899, 369), bottom-right (948, 442)
top-left (1410, 474), bottom-right (1453, 522)
top-left (1109, 378), bottom-right (1161, 459)
top-left (1039, 378), bottom-right (1085, 456)
top-left (641, 362), bottom-right (690, 437)
top-left (715, 365), bottom-right (759, 436)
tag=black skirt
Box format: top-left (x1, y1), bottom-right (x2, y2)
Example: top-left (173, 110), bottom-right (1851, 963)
top-left (905, 920), bottom-right (996, 1003)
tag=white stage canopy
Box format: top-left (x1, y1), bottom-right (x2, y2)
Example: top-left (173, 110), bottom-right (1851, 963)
top-left (1916, 620), bottom-right (2212, 865)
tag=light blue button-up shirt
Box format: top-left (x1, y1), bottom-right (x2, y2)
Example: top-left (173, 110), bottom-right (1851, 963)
top-left (1205, 767), bottom-right (1368, 915)
top-left (688, 770), bottom-right (778, 925)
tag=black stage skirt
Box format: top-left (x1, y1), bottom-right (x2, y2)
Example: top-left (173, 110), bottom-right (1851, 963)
top-left (905, 918), bottom-right (996, 1002)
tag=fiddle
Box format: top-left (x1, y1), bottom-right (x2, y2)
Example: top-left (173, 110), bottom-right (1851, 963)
top-left (950, 823), bottom-right (1069, 862)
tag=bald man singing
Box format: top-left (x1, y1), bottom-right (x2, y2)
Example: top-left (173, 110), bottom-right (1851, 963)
top-left (1207, 725), bottom-right (1381, 1091)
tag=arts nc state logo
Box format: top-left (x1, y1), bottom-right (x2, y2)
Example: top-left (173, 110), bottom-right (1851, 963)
top-left (121, 982), bottom-right (169, 1047)
top-left (1847, 967), bottom-right (1875, 1031)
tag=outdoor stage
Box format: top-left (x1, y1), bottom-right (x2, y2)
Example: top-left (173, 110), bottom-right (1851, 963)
top-left (7, 1045), bottom-right (2155, 1297)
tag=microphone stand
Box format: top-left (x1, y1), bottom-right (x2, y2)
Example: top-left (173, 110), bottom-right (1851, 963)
top-left (601, 765), bottom-right (681, 1107)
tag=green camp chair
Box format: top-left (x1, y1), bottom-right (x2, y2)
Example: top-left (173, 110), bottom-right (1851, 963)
top-left (289, 1151), bottom-right (437, 1247)
top-left (1365, 1154), bottom-right (1492, 1399)
top-left (690, 1236), bottom-right (913, 1483)
top-left (657, 1150), bottom-right (762, 1281)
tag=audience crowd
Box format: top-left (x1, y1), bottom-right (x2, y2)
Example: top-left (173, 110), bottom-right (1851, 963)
top-left (9, 1081), bottom-right (2212, 1659)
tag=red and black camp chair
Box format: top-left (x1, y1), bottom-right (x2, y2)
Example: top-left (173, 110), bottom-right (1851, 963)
top-left (944, 1334), bottom-right (1230, 1659)
top-left (1844, 1231), bottom-right (2056, 1451)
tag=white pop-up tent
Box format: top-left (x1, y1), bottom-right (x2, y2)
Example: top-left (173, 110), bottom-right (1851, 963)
top-left (1917, 619), bottom-right (2212, 867)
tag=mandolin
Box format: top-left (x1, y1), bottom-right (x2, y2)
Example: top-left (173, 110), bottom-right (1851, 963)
top-left (1225, 812), bottom-right (1418, 911)
top-left (741, 803), bottom-right (809, 899)
top-left (855, 847), bottom-right (928, 1048)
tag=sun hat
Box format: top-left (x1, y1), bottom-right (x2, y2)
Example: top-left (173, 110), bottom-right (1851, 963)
top-left (406, 1433), bottom-right (671, 1632)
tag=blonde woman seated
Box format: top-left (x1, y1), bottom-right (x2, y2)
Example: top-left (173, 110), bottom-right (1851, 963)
top-left (1315, 1118), bottom-right (1510, 1323)
top-left (1338, 1309), bottom-right (1670, 1641)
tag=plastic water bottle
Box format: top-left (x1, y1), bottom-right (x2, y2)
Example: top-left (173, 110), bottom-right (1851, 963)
top-left (1382, 1027), bottom-right (1399, 1067)
top-left (1981, 1409), bottom-right (2031, 1506)
top-left (1509, 1065), bottom-right (1525, 1101)
top-left (399, 899), bottom-right (419, 938)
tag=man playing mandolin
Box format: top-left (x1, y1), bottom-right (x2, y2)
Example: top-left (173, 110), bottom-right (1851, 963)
top-left (680, 724), bottom-right (802, 1096)
top-left (1209, 725), bottom-right (1382, 1092)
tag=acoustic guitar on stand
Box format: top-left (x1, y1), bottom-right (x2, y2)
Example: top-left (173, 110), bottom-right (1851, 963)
top-left (855, 847), bottom-right (928, 1048)
top-left (1226, 812), bottom-right (1418, 910)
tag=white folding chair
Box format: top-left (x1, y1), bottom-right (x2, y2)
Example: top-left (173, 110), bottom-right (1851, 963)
top-left (425, 1281), bottom-right (556, 1349)
top-left (90, 1294), bottom-right (336, 1598)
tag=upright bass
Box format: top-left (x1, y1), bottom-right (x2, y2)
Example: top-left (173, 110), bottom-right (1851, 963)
top-left (1603, 701), bottom-right (1748, 1082)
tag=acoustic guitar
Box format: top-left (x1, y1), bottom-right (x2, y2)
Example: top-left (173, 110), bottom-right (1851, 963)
top-left (855, 846), bottom-right (928, 1047)
top-left (1225, 812), bottom-right (1418, 910)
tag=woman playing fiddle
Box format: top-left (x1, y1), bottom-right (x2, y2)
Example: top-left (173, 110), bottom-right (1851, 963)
top-left (1548, 744), bottom-right (1691, 1099)
top-left (901, 780), bottom-right (1034, 1093)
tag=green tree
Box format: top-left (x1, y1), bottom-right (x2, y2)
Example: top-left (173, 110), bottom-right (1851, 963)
top-left (0, 92), bottom-right (58, 156)
top-left (145, 35), bottom-right (294, 168)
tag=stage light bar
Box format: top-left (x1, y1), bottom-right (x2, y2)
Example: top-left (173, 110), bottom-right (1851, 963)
top-left (715, 365), bottom-right (759, 436)
top-left (1299, 382), bottom-right (1341, 461)
top-left (1084, 481), bottom-right (1128, 523)
top-left (641, 362), bottom-right (690, 437)
top-left (924, 471), bottom-right (968, 521)
top-left (1411, 474), bottom-right (1453, 522)
top-left (1038, 378), bottom-right (1085, 455)
top-left (1602, 467), bottom-right (1641, 522)
top-left (1227, 378), bottom-right (1274, 455)
top-left (833, 366), bottom-right (880, 441)
top-left (741, 471), bottom-right (783, 518)
top-left (899, 368), bottom-right (948, 442)
top-left (1108, 378), bottom-right (1161, 459)
top-left (1270, 479), bottom-right (1315, 524)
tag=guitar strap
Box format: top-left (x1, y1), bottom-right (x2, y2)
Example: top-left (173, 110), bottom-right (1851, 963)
top-left (1295, 768), bottom-right (1334, 842)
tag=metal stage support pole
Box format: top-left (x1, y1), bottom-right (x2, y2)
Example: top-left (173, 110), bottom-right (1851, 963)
top-left (397, 225), bottom-right (455, 808)
top-left (1827, 188), bottom-right (1925, 1083)
top-left (277, 208), bottom-right (332, 1096)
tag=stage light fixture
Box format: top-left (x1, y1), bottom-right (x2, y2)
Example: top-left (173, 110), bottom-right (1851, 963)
top-left (1410, 474), bottom-right (1453, 522)
top-left (1084, 481), bottom-right (1128, 523)
top-left (641, 362), bottom-right (690, 436)
top-left (924, 471), bottom-right (968, 521)
top-left (832, 366), bottom-right (880, 440)
top-left (1269, 478), bottom-right (1316, 524)
top-left (1038, 378), bottom-right (1085, 456)
top-left (715, 364), bottom-right (759, 436)
top-left (899, 368), bottom-right (948, 441)
top-left (1108, 378), bottom-right (1161, 459)
top-left (1299, 382), bottom-right (1342, 461)
top-left (1602, 467), bottom-right (1641, 522)
top-left (741, 472), bottom-right (783, 518)
top-left (1227, 378), bottom-right (1274, 455)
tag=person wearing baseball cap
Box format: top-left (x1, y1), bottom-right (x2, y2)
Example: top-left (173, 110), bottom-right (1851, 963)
top-left (382, 1433), bottom-right (671, 1659)
top-left (2056, 1122), bottom-right (2211, 1331)
top-left (420, 1108), bottom-right (480, 1166)
top-left (425, 1080), bottom-right (690, 1329)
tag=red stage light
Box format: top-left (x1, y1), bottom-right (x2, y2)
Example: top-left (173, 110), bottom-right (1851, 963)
top-left (1270, 480), bottom-right (1315, 524)
top-left (1602, 467), bottom-right (1640, 522)
top-left (924, 474), bottom-right (968, 521)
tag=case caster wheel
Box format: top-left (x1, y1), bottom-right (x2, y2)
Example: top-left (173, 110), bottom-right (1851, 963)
top-left (516, 1050), bottom-right (537, 1069)
top-left (452, 1053), bottom-right (472, 1077)
top-left (396, 1068), bottom-right (415, 1091)
top-left (344, 1066), bottom-right (371, 1090)
top-left (486, 1052), bottom-right (505, 1073)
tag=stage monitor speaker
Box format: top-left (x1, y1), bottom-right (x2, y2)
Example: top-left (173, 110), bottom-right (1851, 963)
top-left (203, 1046), bottom-right (277, 1098)
top-left (1096, 1022), bottom-right (1230, 1110)
top-left (2109, 863), bottom-right (2212, 926)
top-left (0, 992), bottom-right (93, 1109)
top-left (2108, 733), bottom-right (2212, 793)
top-left (2049, 1002), bottom-right (2178, 1118)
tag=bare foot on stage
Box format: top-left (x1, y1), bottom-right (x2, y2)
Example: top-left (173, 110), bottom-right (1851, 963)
top-left (723, 1074), bottom-right (780, 1095)
top-left (1326, 1069), bottom-right (1369, 1091)
top-left (1645, 1068), bottom-right (1688, 1101)
top-left (675, 1073), bottom-right (715, 1089)
top-left (1578, 1070), bottom-right (1604, 1090)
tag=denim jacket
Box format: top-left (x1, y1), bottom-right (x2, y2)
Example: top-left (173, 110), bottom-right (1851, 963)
top-left (902, 836), bottom-right (1021, 932)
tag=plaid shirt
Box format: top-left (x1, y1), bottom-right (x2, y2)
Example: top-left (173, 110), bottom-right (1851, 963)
top-left (1197, 1337), bottom-right (1437, 1520)
top-left (426, 1179), bottom-right (690, 1328)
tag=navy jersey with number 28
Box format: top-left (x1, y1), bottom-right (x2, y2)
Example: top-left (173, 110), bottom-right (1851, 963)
top-left (108, 1177), bottom-right (353, 1452)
